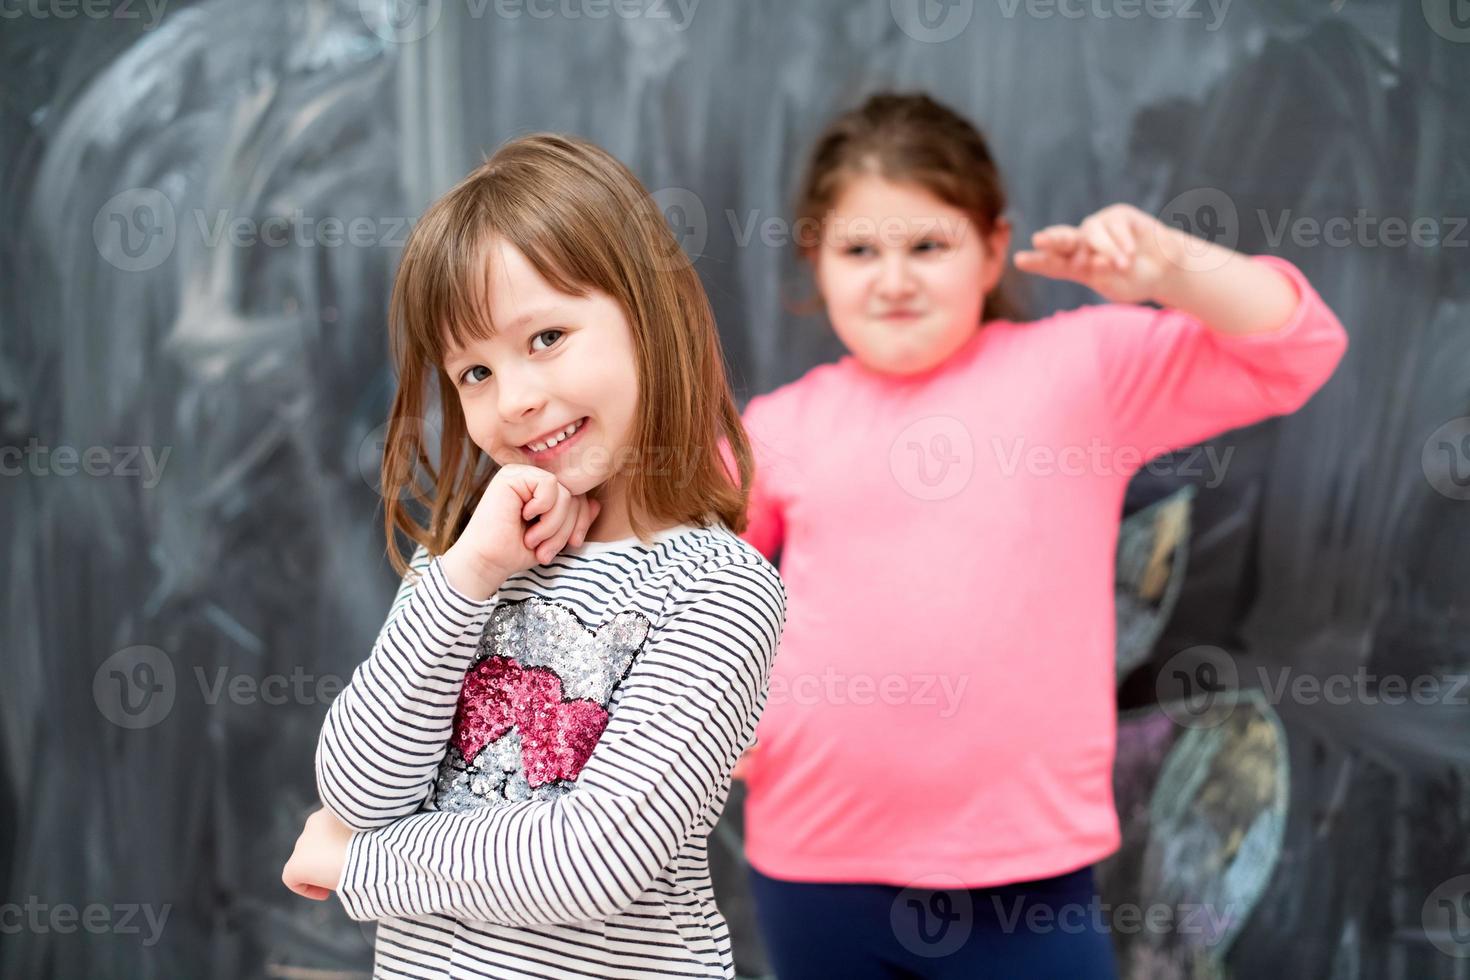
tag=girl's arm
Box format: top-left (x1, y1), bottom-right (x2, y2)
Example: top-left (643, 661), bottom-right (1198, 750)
top-left (723, 395), bottom-right (790, 561)
top-left (333, 557), bottom-right (786, 926)
top-left (315, 546), bottom-right (498, 831)
top-left (1016, 204), bottom-right (1350, 453)
top-left (1149, 234), bottom-right (1302, 337)
top-left (742, 449), bottom-right (786, 561)
top-left (1090, 253), bottom-right (1348, 454)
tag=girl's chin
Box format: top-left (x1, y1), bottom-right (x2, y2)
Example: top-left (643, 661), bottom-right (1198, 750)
top-left (857, 350), bottom-right (939, 376)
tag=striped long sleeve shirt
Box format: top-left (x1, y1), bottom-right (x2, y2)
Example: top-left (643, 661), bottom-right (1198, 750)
top-left (316, 521), bottom-right (786, 978)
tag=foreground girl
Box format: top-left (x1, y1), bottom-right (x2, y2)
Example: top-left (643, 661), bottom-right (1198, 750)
top-left (283, 133), bottom-right (786, 979)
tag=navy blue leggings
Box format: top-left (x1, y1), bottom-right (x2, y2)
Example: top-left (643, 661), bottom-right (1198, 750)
top-left (747, 863), bottom-right (1119, 980)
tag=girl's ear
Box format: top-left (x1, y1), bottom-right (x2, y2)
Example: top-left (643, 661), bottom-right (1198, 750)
top-left (810, 247), bottom-right (828, 301)
top-left (981, 217), bottom-right (1013, 291)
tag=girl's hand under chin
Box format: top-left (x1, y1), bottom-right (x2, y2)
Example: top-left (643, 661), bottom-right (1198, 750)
top-left (442, 463), bottom-right (603, 601)
top-left (1013, 203), bottom-right (1195, 305)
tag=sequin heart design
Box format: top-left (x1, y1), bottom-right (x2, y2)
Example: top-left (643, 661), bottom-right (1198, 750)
top-left (452, 655), bottom-right (611, 786)
top-left (444, 598), bottom-right (651, 795)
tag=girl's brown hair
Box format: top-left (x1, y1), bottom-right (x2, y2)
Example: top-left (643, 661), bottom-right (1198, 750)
top-left (793, 91), bottom-right (1026, 323)
top-left (378, 133), bottom-right (753, 576)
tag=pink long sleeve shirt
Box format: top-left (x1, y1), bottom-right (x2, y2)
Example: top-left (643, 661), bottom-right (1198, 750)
top-left (736, 254), bottom-right (1348, 887)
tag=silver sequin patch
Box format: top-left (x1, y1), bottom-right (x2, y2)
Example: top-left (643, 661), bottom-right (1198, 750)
top-left (428, 597), bottom-right (651, 812)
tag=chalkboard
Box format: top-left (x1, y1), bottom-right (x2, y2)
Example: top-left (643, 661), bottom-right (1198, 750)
top-left (1, 1), bottom-right (1466, 977)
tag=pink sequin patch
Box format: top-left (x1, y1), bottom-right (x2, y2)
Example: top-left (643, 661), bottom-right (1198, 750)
top-left (451, 654), bottom-right (609, 787)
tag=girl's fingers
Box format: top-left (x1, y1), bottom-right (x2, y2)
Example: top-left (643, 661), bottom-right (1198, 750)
top-left (520, 474), bottom-right (558, 522)
top-left (1014, 249), bottom-right (1081, 281)
top-left (570, 496), bottom-right (599, 548)
top-left (525, 485), bottom-right (572, 551)
top-left (523, 485), bottom-right (564, 548)
top-left (1013, 250), bottom-right (1053, 272)
top-left (546, 523), bottom-right (576, 563)
top-left (1113, 210), bottom-right (1139, 256)
top-left (1032, 225), bottom-right (1081, 255)
top-left (537, 498), bottom-right (581, 563)
top-left (1082, 218), bottom-right (1127, 271)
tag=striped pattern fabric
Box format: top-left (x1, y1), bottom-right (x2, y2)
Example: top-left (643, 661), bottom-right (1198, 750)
top-left (316, 524), bottom-right (786, 978)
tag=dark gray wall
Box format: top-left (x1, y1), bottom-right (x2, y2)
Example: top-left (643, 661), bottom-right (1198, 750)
top-left (1, 1), bottom-right (1466, 977)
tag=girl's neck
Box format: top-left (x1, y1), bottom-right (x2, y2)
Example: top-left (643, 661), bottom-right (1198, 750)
top-left (584, 496), bottom-right (692, 545)
top-left (585, 507), bottom-right (633, 543)
top-left (584, 478), bottom-right (636, 542)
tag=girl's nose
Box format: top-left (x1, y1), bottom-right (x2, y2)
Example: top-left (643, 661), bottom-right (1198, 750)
top-left (876, 252), bottom-right (917, 299)
top-left (496, 371), bottom-right (547, 426)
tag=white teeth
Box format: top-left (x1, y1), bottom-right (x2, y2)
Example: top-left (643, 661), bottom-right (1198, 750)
top-left (528, 418), bottom-right (584, 452)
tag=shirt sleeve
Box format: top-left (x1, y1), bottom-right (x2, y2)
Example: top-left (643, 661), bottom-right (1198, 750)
top-left (1091, 254), bottom-right (1349, 456)
top-left (316, 546), bottom-right (498, 831)
top-left (736, 393), bottom-right (790, 561)
top-left (333, 557), bottom-right (786, 926)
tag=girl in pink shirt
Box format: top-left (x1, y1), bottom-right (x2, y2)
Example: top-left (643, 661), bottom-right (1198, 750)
top-left (731, 93), bottom-right (1348, 979)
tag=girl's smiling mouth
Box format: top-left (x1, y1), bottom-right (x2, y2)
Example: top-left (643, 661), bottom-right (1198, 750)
top-left (522, 416), bottom-right (589, 460)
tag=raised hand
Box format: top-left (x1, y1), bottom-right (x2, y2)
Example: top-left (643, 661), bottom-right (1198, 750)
top-left (1013, 203), bottom-right (1194, 304)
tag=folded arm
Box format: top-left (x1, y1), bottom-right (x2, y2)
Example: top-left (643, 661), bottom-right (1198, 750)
top-left (316, 547), bottom-right (497, 831)
top-left (334, 558), bottom-right (786, 926)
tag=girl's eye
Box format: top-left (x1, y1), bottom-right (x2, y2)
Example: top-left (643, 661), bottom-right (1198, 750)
top-left (843, 243), bottom-right (875, 257)
top-left (457, 330), bottom-right (562, 385)
top-left (913, 239), bottom-right (947, 254)
top-left (531, 329), bottom-right (564, 351)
